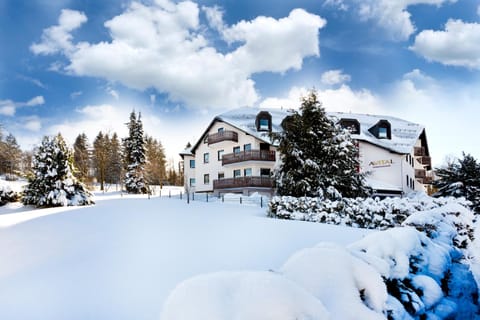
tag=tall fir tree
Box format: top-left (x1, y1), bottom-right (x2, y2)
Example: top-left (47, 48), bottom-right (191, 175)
top-left (272, 90), bottom-right (370, 199)
top-left (23, 134), bottom-right (94, 207)
top-left (433, 153), bottom-right (480, 213)
top-left (2, 133), bottom-right (22, 175)
top-left (73, 133), bottom-right (90, 183)
top-left (123, 111), bottom-right (148, 194)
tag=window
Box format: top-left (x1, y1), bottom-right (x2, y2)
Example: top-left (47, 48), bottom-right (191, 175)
top-left (189, 178), bottom-right (196, 187)
top-left (260, 168), bottom-right (271, 177)
top-left (218, 127), bottom-right (224, 133)
top-left (189, 159), bottom-right (195, 168)
top-left (203, 153), bottom-right (209, 163)
top-left (244, 143), bottom-right (251, 151)
top-left (203, 135), bottom-right (208, 143)
top-left (259, 119), bottom-right (269, 130)
top-left (204, 174), bottom-right (210, 184)
top-left (378, 127), bottom-right (388, 139)
top-left (218, 172), bottom-right (224, 180)
top-left (218, 150), bottom-right (224, 161)
top-left (233, 146), bottom-right (241, 154)
top-left (339, 119), bottom-right (360, 134)
top-left (244, 168), bottom-right (252, 176)
top-left (234, 169), bottom-right (241, 178)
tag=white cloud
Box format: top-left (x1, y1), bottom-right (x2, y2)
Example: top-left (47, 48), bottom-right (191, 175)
top-left (150, 94), bottom-right (156, 105)
top-left (31, 2), bottom-right (325, 109)
top-left (202, 5), bottom-right (225, 31)
top-left (107, 88), bottom-right (119, 100)
top-left (355, 0), bottom-right (455, 41)
top-left (30, 9), bottom-right (87, 55)
top-left (26, 96), bottom-right (45, 106)
top-left (0, 96), bottom-right (45, 116)
top-left (321, 69), bottom-right (351, 86)
top-left (410, 19), bottom-right (480, 69)
top-left (17, 75), bottom-right (47, 89)
top-left (323, 0), bottom-right (349, 11)
top-left (24, 117), bottom-right (42, 132)
top-left (0, 100), bottom-right (16, 116)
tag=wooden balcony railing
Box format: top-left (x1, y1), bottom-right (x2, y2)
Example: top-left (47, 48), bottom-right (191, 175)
top-left (222, 150), bottom-right (276, 165)
top-left (414, 146), bottom-right (426, 156)
top-left (208, 131), bottom-right (238, 145)
top-left (213, 176), bottom-right (274, 189)
top-left (415, 169), bottom-right (426, 179)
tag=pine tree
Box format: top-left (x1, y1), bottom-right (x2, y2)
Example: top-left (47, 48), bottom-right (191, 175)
top-left (123, 111), bottom-right (148, 194)
top-left (23, 134), bottom-right (94, 207)
top-left (434, 153), bottom-right (480, 213)
top-left (73, 133), bottom-right (90, 183)
top-left (272, 90), bottom-right (370, 199)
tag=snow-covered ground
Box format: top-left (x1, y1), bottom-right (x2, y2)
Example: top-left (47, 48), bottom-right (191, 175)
top-left (0, 190), bottom-right (370, 320)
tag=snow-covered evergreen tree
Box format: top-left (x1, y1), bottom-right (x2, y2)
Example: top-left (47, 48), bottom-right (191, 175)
top-left (272, 90), bottom-right (370, 199)
top-left (23, 134), bottom-right (94, 207)
top-left (123, 111), bottom-right (148, 194)
top-left (73, 133), bottom-right (90, 183)
top-left (433, 153), bottom-right (480, 213)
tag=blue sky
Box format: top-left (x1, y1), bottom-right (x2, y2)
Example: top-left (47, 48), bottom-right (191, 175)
top-left (1, 0), bottom-right (480, 165)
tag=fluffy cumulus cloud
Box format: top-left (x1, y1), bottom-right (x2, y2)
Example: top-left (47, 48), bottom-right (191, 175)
top-left (410, 19), bottom-right (480, 69)
top-left (30, 1), bottom-right (325, 109)
top-left (0, 96), bottom-right (45, 116)
top-left (320, 69), bottom-right (351, 86)
top-left (355, 0), bottom-right (456, 41)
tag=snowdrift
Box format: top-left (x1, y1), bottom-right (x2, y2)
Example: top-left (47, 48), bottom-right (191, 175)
top-left (162, 202), bottom-right (479, 319)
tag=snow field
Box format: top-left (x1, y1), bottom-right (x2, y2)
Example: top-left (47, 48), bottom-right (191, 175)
top-left (0, 192), bottom-right (369, 320)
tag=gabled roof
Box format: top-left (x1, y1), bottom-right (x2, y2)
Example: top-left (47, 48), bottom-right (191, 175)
top-left (185, 107), bottom-right (427, 156)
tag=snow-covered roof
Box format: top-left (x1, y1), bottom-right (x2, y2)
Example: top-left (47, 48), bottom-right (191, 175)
top-left (329, 112), bottom-right (425, 154)
top-left (188, 107), bottom-right (426, 155)
top-left (179, 147), bottom-right (194, 158)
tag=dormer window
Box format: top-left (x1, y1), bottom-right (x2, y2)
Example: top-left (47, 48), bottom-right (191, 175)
top-left (256, 111), bottom-right (272, 132)
top-left (339, 118), bottom-right (360, 134)
top-left (369, 120), bottom-right (391, 140)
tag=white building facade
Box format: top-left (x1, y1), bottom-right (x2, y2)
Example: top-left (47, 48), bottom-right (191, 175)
top-left (180, 108), bottom-right (433, 197)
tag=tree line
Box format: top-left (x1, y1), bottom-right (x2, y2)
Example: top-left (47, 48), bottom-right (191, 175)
top-left (0, 111), bottom-right (183, 191)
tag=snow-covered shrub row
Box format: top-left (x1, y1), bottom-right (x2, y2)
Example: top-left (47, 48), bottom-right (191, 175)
top-left (162, 203), bottom-right (479, 320)
top-left (0, 184), bottom-right (20, 206)
top-left (268, 193), bottom-right (471, 230)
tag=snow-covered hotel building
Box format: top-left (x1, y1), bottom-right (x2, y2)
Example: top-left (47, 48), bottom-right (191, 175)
top-left (180, 107), bottom-right (433, 197)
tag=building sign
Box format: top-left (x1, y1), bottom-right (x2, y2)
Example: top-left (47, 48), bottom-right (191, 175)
top-left (369, 159), bottom-right (393, 168)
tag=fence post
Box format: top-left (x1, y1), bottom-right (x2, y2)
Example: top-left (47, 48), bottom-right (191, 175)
top-left (222, 195), bottom-right (224, 202)
top-left (187, 192), bottom-right (190, 204)
top-left (169, 190), bottom-right (171, 198)
top-left (260, 196), bottom-right (263, 208)
top-left (206, 193), bottom-right (209, 202)
top-left (159, 189), bottom-right (161, 198)
top-left (240, 196), bottom-right (242, 204)
top-left (193, 193), bottom-right (195, 201)
top-left (180, 191), bottom-right (182, 200)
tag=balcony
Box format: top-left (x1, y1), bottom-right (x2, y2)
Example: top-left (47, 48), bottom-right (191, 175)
top-left (419, 156), bottom-right (431, 167)
top-left (414, 146), bottom-right (426, 156)
top-left (208, 130), bottom-right (238, 145)
top-left (222, 150), bottom-right (276, 165)
top-left (415, 169), bottom-right (426, 179)
top-left (213, 176), bottom-right (274, 189)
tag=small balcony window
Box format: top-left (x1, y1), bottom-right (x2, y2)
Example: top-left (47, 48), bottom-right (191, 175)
top-left (244, 168), bottom-right (252, 176)
top-left (203, 153), bottom-right (209, 163)
top-left (234, 169), bottom-right (241, 178)
top-left (189, 159), bottom-right (195, 168)
top-left (204, 174), bottom-right (210, 184)
top-left (260, 168), bottom-right (271, 177)
top-left (218, 150), bottom-right (224, 161)
top-left (218, 127), bottom-right (224, 133)
top-left (218, 172), bottom-right (224, 180)
top-left (189, 178), bottom-right (196, 187)
top-left (244, 143), bottom-right (251, 151)
top-left (233, 146), bottom-right (241, 154)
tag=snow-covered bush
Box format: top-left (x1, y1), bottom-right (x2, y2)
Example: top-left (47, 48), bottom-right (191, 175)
top-left (268, 193), bottom-right (471, 230)
top-left (23, 135), bottom-right (94, 207)
top-left (0, 184), bottom-right (20, 206)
